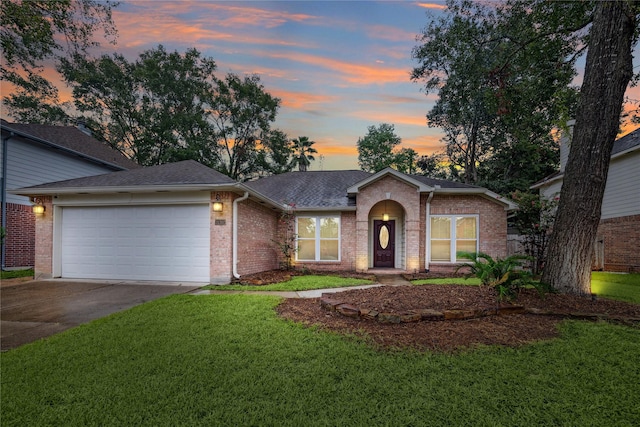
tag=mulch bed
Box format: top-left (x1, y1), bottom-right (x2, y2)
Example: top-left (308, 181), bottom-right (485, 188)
top-left (267, 270), bottom-right (640, 352)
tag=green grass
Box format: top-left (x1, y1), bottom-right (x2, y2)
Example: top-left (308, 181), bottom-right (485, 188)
top-left (204, 274), bottom-right (372, 291)
top-left (415, 272), bottom-right (640, 304)
top-left (1, 268), bottom-right (34, 280)
top-left (2, 294), bottom-right (639, 426)
top-left (591, 272), bottom-right (640, 304)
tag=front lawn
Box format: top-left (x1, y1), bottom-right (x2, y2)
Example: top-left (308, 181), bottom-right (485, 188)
top-left (591, 272), bottom-right (640, 303)
top-left (204, 274), bottom-right (372, 291)
top-left (2, 294), bottom-right (639, 425)
top-left (414, 272), bottom-right (640, 304)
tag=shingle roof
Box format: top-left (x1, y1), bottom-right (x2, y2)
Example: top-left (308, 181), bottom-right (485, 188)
top-left (244, 169), bottom-right (485, 209)
top-left (409, 174), bottom-right (481, 189)
top-left (612, 127), bottom-right (640, 155)
top-left (532, 126), bottom-right (640, 188)
top-left (1, 120), bottom-right (140, 170)
top-left (244, 170), bottom-right (372, 208)
top-left (19, 160), bottom-right (236, 191)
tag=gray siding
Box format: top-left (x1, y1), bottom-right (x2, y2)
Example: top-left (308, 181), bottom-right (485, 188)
top-left (601, 151), bottom-right (640, 219)
top-left (5, 137), bottom-right (114, 205)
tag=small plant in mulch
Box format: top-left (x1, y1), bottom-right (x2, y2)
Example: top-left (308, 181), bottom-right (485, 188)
top-left (272, 203), bottom-right (298, 271)
top-left (456, 251), bottom-right (550, 301)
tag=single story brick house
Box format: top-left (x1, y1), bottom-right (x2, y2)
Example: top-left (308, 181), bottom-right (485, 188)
top-left (13, 160), bottom-right (517, 283)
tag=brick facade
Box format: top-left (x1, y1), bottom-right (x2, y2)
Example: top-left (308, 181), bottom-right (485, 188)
top-left (28, 176), bottom-right (511, 282)
top-left (236, 198), bottom-right (280, 276)
top-left (210, 192), bottom-right (234, 284)
top-left (595, 214), bottom-right (640, 272)
top-left (354, 175), bottom-right (422, 272)
top-left (293, 211), bottom-right (358, 272)
top-left (33, 196), bottom-right (53, 279)
top-left (1, 203), bottom-right (35, 268)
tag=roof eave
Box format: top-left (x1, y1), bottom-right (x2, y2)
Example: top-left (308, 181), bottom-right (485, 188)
top-left (9, 183), bottom-right (239, 196)
top-left (435, 187), bottom-right (518, 211)
top-left (347, 167), bottom-right (433, 194)
top-left (2, 125), bottom-right (130, 171)
top-left (612, 143), bottom-right (640, 160)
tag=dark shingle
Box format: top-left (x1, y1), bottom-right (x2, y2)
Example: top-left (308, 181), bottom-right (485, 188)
top-left (245, 170), bottom-right (372, 208)
top-left (612, 127), bottom-right (640, 156)
top-left (409, 174), bottom-right (480, 189)
top-left (21, 160), bottom-right (235, 190)
top-left (1, 120), bottom-right (140, 170)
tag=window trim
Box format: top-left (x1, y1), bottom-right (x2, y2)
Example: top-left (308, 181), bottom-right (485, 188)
top-left (428, 214), bottom-right (478, 263)
top-left (295, 215), bottom-right (341, 262)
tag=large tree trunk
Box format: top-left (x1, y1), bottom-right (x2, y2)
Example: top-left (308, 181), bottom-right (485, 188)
top-left (542, 2), bottom-right (636, 295)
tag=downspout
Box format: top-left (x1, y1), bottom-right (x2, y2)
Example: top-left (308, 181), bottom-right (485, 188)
top-left (1, 133), bottom-right (12, 270)
top-left (425, 191), bottom-right (434, 273)
top-left (232, 192), bottom-right (249, 279)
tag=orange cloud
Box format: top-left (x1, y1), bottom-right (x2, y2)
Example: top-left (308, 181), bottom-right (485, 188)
top-left (261, 51), bottom-right (410, 85)
top-left (112, 7), bottom-right (315, 51)
top-left (416, 3), bottom-right (447, 10)
top-left (270, 89), bottom-right (339, 110)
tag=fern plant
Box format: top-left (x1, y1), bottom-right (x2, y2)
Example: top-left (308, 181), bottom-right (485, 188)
top-left (455, 251), bottom-right (540, 301)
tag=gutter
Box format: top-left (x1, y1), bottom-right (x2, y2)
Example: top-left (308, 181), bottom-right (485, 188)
top-left (232, 192), bottom-right (249, 279)
top-left (424, 191), bottom-right (434, 273)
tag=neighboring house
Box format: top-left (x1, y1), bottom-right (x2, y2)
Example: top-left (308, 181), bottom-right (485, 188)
top-left (0, 120), bottom-right (139, 269)
top-left (532, 123), bottom-right (640, 272)
top-left (13, 160), bottom-right (517, 283)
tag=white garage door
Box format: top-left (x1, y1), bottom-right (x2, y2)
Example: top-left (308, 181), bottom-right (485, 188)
top-left (61, 205), bottom-right (210, 282)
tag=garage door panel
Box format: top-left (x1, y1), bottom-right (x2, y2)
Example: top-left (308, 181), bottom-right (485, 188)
top-left (61, 205), bottom-right (210, 282)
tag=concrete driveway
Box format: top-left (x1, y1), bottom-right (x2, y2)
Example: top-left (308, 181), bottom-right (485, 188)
top-left (1, 280), bottom-right (202, 351)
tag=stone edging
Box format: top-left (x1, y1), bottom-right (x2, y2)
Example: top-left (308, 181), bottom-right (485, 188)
top-left (319, 294), bottom-right (640, 325)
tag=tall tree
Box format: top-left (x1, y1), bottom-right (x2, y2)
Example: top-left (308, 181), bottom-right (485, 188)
top-left (542, 2), bottom-right (638, 295)
top-left (211, 73), bottom-right (280, 181)
top-left (62, 46), bottom-right (219, 166)
top-left (393, 147), bottom-right (418, 174)
top-left (1, 0), bottom-right (117, 123)
top-left (357, 123), bottom-right (402, 173)
top-left (411, 0), bottom-right (587, 190)
top-left (291, 136), bottom-right (317, 172)
top-left (256, 129), bottom-right (296, 176)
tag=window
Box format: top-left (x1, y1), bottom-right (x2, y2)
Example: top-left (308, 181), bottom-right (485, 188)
top-left (296, 216), bottom-right (340, 261)
top-left (429, 215), bottom-right (478, 262)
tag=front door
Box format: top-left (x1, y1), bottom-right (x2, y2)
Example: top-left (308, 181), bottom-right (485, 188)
top-left (374, 220), bottom-right (395, 268)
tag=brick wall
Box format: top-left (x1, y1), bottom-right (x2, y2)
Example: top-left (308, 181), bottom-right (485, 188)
top-left (596, 214), bottom-right (640, 272)
top-left (429, 194), bottom-right (508, 273)
top-left (236, 198), bottom-right (280, 276)
top-left (1, 203), bottom-right (35, 268)
top-left (34, 196), bottom-right (53, 278)
top-left (210, 192), bottom-right (234, 284)
top-left (355, 175), bottom-right (422, 271)
top-left (294, 211), bottom-right (358, 271)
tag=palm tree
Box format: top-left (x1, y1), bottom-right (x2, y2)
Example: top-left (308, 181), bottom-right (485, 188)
top-left (291, 136), bottom-right (318, 172)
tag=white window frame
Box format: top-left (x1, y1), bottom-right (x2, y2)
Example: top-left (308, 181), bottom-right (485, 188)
top-left (429, 215), bottom-right (479, 263)
top-left (295, 215), bottom-right (341, 262)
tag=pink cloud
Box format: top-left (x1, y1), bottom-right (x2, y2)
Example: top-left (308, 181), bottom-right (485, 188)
top-left (416, 2), bottom-right (448, 10)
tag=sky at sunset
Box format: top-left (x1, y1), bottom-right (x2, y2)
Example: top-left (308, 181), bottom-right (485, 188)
top-left (5, 1), bottom-right (640, 170)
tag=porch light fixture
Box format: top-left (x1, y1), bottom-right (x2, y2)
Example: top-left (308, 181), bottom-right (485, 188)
top-left (383, 213), bottom-right (389, 222)
top-left (212, 193), bottom-right (223, 212)
top-left (32, 198), bottom-right (45, 215)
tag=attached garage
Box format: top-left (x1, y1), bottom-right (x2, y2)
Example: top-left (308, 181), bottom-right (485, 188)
top-left (60, 204), bottom-right (211, 282)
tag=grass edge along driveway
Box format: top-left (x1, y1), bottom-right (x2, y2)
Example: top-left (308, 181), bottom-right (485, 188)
top-left (2, 293), bottom-right (639, 426)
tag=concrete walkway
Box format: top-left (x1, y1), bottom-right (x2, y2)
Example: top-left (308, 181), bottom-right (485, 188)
top-left (191, 274), bottom-right (412, 298)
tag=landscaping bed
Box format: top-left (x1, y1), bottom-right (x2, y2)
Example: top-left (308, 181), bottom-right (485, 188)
top-left (277, 284), bottom-right (640, 352)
